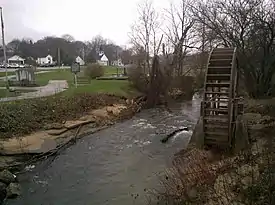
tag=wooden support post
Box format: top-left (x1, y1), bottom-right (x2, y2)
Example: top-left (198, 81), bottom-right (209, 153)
top-left (74, 73), bottom-right (78, 88)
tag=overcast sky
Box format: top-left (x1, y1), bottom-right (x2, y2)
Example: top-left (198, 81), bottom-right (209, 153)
top-left (1, 0), bottom-right (169, 45)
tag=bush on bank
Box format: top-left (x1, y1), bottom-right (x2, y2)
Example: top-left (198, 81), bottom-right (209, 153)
top-left (84, 63), bottom-right (104, 79)
top-left (0, 93), bottom-right (125, 139)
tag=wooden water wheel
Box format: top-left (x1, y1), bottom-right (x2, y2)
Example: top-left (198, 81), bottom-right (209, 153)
top-left (202, 47), bottom-right (240, 148)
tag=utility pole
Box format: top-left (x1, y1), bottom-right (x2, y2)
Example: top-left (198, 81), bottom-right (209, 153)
top-left (82, 47), bottom-right (85, 62)
top-left (57, 47), bottom-right (61, 69)
top-left (0, 7), bottom-right (9, 90)
top-left (116, 48), bottom-right (119, 77)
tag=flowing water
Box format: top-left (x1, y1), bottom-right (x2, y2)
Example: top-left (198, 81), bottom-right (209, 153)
top-left (8, 95), bottom-right (201, 205)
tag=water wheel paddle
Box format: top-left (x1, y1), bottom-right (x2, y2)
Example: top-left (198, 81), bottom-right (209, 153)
top-left (202, 47), bottom-right (240, 148)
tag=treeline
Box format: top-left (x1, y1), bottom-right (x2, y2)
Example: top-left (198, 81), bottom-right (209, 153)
top-left (130, 0), bottom-right (275, 99)
top-left (1, 34), bottom-right (132, 66)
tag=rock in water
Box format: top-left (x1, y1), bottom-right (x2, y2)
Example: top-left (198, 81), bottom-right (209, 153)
top-left (0, 170), bottom-right (16, 185)
top-left (6, 183), bottom-right (21, 199)
top-left (0, 182), bottom-right (7, 203)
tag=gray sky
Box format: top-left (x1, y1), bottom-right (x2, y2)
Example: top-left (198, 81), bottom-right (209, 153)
top-left (1, 0), bottom-right (169, 45)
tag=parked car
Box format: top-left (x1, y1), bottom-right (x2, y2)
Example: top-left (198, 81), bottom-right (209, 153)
top-left (39, 63), bottom-right (56, 67)
top-left (8, 63), bottom-right (19, 68)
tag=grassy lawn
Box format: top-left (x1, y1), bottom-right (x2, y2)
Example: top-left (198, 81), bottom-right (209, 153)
top-left (36, 66), bottom-right (70, 70)
top-left (103, 66), bottom-right (124, 76)
top-left (0, 66), bottom-right (138, 98)
top-left (35, 69), bottom-right (74, 86)
top-left (0, 81), bottom-right (7, 87)
top-left (0, 89), bottom-right (36, 98)
top-left (63, 80), bottom-right (138, 97)
top-left (0, 65), bottom-right (123, 86)
top-left (35, 67), bottom-right (125, 86)
top-left (34, 69), bottom-right (138, 97)
top-left (0, 72), bottom-right (15, 77)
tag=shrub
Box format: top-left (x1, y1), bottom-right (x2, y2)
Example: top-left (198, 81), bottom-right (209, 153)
top-left (153, 129), bottom-right (275, 205)
top-left (128, 57), bottom-right (196, 106)
top-left (128, 65), bottom-right (149, 94)
top-left (84, 63), bottom-right (104, 79)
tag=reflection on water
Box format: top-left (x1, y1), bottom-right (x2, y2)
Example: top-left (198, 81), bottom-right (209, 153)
top-left (8, 95), bottom-right (201, 205)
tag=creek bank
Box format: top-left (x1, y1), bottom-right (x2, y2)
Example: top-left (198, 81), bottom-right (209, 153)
top-left (0, 101), bottom-right (142, 158)
top-left (0, 93), bottom-right (140, 139)
top-left (0, 169), bottom-right (20, 204)
top-left (156, 99), bottom-right (275, 204)
top-left (0, 94), bottom-right (144, 202)
top-left (1, 92), bottom-right (196, 203)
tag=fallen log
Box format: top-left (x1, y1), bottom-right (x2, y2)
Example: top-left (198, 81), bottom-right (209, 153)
top-left (161, 127), bottom-right (189, 143)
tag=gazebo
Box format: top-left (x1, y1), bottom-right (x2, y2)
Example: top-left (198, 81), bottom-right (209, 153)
top-left (15, 66), bottom-right (35, 86)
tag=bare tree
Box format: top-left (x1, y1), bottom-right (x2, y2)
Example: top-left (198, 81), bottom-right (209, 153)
top-left (130, 0), bottom-right (161, 73)
top-left (61, 34), bottom-right (75, 42)
top-left (164, 0), bottom-right (196, 76)
top-left (193, 0), bottom-right (275, 98)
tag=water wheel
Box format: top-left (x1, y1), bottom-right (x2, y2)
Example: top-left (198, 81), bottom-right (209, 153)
top-left (202, 47), bottom-right (239, 148)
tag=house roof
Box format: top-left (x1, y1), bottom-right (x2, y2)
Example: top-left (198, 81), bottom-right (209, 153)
top-left (76, 56), bottom-right (83, 60)
top-left (76, 56), bottom-right (85, 64)
top-left (99, 54), bottom-right (108, 62)
top-left (37, 54), bottom-right (52, 59)
top-left (8, 55), bottom-right (25, 61)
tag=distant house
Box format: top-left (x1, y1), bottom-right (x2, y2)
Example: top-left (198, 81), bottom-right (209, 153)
top-left (75, 56), bottom-right (85, 66)
top-left (97, 51), bottom-right (109, 66)
top-left (112, 59), bottom-right (124, 67)
top-left (8, 55), bottom-right (25, 65)
top-left (37, 55), bottom-right (53, 66)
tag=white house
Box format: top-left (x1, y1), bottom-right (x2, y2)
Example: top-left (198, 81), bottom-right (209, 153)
top-left (75, 56), bottom-right (85, 66)
top-left (8, 55), bottom-right (25, 65)
top-left (97, 52), bottom-right (109, 66)
top-left (37, 55), bottom-right (53, 66)
top-left (112, 59), bottom-right (124, 67)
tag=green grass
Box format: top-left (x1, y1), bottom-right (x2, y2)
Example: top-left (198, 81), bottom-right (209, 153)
top-left (0, 72), bottom-right (15, 77)
top-left (62, 80), bottom-right (137, 97)
top-left (0, 81), bottom-right (7, 87)
top-left (36, 66), bottom-right (70, 70)
top-left (0, 89), bottom-right (36, 98)
top-left (35, 70), bottom-right (74, 86)
top-left (0, 66), bottom-right (138, 98)
top-left (103, 66), bottom-right (124, 76)
top-left (35, 67), bottom-right (124, 86)
top-left (33, 69), bottom-right (138, 97)
top-left (0, 89), bottom-right (13, 98)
